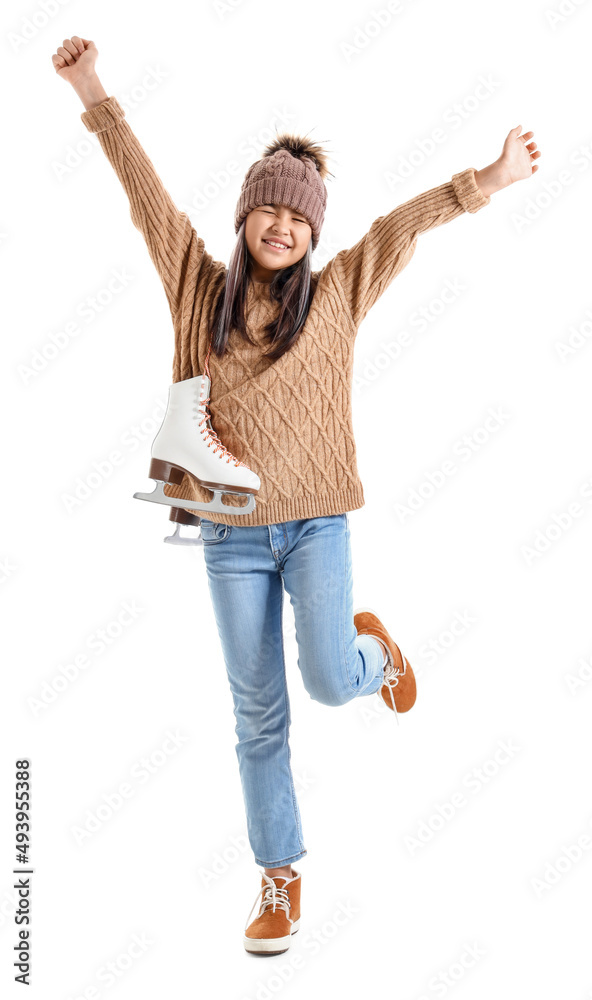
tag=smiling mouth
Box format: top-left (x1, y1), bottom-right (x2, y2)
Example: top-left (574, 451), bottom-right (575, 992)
top-left (262, 239), bottom-right (291, 252)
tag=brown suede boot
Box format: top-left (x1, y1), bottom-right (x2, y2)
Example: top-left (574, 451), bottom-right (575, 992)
top-left (354, 607), bottom-right (417, 714)
top-left (243, 869), bottom-right (301, 955)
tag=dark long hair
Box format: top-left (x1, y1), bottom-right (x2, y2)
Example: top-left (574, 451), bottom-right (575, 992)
top-left (209, 219), bottom-right (316, 363)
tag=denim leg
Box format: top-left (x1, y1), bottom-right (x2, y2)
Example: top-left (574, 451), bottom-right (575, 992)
top-left (200, 519), bottom-right (307, 869)
top-left (278, 514), bottom-right (385, 706)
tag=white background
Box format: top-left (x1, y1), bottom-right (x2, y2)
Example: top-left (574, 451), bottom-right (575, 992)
top-left (2, 0), bottom-right (592, 997)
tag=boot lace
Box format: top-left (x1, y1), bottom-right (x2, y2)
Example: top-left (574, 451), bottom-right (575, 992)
top-left (381, 645), bottom-right (409, 718)
top-left (198, 339), bottom-right (249, 469)
top-left (244, 874), bottom-right (292, 932)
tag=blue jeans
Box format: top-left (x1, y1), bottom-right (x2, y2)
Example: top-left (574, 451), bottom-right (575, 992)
top-left (199, 512), bottom-right (385, 868)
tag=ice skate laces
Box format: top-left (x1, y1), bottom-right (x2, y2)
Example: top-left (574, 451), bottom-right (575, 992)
top-left (244, 875), bottom-right (292, 931)
top-left (198, 339), bottom-right (250, 470)
top-left (197, 382), bottom-right (248, 469)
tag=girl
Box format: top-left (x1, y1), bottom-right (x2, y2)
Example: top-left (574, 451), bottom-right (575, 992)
top-left (52, 35), bottom-right (539, 957)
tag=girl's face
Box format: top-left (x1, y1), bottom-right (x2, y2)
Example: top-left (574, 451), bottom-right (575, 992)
top-left (245, 204), bottom-right (312, 282)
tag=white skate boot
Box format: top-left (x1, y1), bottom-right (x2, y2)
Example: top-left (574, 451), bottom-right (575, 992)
top-left (134, 373), bottom-right (260, 517)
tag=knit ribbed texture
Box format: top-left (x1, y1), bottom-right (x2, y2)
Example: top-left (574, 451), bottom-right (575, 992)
top-left (81, 96), bottom-right (491, 527)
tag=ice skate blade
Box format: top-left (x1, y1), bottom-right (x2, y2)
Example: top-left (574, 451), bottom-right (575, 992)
top-left (134, 479), bottom-right (256, 516)
top-left (164, 524), bottom-right (204, 546)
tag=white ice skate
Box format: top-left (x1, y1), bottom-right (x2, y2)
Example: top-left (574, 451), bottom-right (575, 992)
top-left (134, 373), bottom-right (260, 517)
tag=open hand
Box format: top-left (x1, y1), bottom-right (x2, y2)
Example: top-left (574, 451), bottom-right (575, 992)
top-left (499, 125), bottom-right (541, 184)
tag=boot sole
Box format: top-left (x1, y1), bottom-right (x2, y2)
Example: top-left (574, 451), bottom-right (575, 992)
top-left (149, 456), bottom-right (257, 494)
top-left (243, 918), bottom-right (300, 955)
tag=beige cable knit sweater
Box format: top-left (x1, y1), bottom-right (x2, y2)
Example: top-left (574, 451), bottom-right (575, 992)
top-left (80, 96), bottom-right (491, 526)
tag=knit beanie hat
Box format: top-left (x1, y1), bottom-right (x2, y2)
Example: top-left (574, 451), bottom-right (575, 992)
top-left (234, 133), bottom-right (332, 252)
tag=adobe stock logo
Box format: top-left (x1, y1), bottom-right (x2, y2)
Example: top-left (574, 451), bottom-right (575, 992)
top-left (404, 739), bottom-right (521, 856)
top-left (394, 406), bottom-right (510, 523)
top-left (520, 475), bottom-right (592, 566)
top-left (530, 815), bottom-right (592, 897)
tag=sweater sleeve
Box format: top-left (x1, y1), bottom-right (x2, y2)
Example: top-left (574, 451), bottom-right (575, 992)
top-left (320, 167), bottom-right (491, 330)
top-left (80, 96), bottom-right (209, 322)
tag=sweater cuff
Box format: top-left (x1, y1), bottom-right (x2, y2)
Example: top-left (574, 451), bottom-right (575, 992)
top-left (451, 167), bottom-right (491, 213)
top-left (80, 95), bottom-right (126, 133)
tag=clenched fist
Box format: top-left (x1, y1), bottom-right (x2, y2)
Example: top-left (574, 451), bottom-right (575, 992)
top-left (52, 36), bottom-right (98, 85)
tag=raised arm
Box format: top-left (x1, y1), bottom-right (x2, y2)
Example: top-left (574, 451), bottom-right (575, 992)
top-left (320, 168), bottom-right (490, 330)
top-left (320, 125), bottom-right (540, 331)
top-left (52, 36), bottom-right (213, 323)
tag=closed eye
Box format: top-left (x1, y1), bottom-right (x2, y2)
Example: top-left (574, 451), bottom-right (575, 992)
top-left (261, 208), bottom-right (307, 223)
